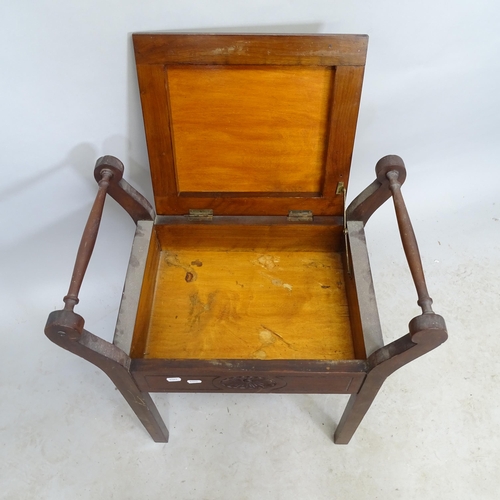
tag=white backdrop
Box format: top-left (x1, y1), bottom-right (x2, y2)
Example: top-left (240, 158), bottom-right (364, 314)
top-left (1, 1), bottom-right (499, 498)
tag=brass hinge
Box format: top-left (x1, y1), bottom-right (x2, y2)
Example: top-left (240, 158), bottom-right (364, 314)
top-left (187, 209), bottom-right (213, 221)
top-left (287, 210), bottom-right (313, 222)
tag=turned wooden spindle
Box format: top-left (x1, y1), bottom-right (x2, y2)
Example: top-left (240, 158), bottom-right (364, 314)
top-left (63, 169), bottom-right (113, 311)
top-left (386, 169), bottom-right (434, 315)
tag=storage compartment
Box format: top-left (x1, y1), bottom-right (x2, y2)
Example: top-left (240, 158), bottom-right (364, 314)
top-left (130, 222), bottom-right (364, 361)
top-left (44, 33), bottom-right (447, 445)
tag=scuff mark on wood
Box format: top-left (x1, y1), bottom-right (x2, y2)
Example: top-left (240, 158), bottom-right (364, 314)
top-left (260, 325), bottom-right (293, 348)
top-left (254, 254), bottom-right (280, 270)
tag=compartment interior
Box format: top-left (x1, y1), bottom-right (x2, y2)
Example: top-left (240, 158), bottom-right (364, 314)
top-left (131, 223), bottom-right (365, 361)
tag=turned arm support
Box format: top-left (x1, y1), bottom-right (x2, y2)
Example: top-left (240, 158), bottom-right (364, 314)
top-left (348, 155), bottom-right (447, 369)
top-left (56, 155), bottom-right (155, 329)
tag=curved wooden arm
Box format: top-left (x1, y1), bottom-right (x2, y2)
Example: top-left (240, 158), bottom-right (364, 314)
top-left (368, 313), bottom-right (448, 374)
top-left (346, 155), bottom-right (407, 224)
top-left (45, 158), bottom-right (166, 441)
top-left (348, 154), bottom-right (441, 317)
top-left (334, 313), bottom-right (447, 444)
top-left (94, 156), bottom-right (155, 224)
top-left (44, 310), bottom-right (169, 442)
top-left (348, 155), bottom-right (448, 374)
top-left (63, 156), bottom-right (154, 314)
top-left (365, 313), bottom-right (447, 416)
top-left (335, 156), bottom-right (447, 444)
top-left (355, 156), bottom-right (448, 373)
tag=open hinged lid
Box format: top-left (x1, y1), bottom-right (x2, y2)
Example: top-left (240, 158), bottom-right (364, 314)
top-left (133, 33), bottom-right (368, 217)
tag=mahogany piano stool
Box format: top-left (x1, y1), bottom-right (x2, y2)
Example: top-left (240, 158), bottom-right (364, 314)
top-left (45, 33), bottom-right (448, 444)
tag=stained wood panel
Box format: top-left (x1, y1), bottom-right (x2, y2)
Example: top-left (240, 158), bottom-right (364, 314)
top-left (154, 219), bottom-right (344, 252)
top-left (167, 65), bottom-right (333, 194)
top-left (135, 247), bottom-right (354, 361)
top-left (133, 33), bottom-right (368, 216)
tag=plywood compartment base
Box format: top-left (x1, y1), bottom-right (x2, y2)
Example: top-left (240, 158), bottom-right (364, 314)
top-left (131, 222), bottom-right (360, 361)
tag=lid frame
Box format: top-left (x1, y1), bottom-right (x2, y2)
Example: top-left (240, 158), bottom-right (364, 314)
top-left (133, 33), bottom-right (368, 216)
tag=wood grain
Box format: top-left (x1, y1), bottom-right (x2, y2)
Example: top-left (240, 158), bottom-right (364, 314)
top-left (154, 220), bottom-right (344, 252)
top-left (135, 64), bottom-right (177, 199)
top-left (133, 33), bottom-right (367, 216)
top-left (133, 34), bottom-right (368, 67)
top-left (130, 229), bottom-right (161, 358)
top-left (322, 66), bottom-right (365, 197)
top-left (134, 246), bottom-right (354, 361)
top-left (167, 65), bottom-right (333, 194)
top-left (131, 358), bottom-right (368, 395)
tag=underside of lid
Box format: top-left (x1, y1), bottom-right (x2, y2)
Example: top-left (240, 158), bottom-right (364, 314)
top-left (133, 34), bottom-right (368, 216)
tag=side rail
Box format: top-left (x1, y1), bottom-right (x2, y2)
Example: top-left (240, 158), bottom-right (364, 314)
top-left (335, 155), bottom-right (447, 444)
top-left (347, 155), bottom-right (448, 353)
top-left (365, 155), bottom-right (448, 402)
top-left (44, 156), bottom-right (168, 442)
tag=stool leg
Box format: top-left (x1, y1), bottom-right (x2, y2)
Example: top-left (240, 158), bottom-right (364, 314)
top-left (45, 314), bottom-right (169, 442)
top-left (334, 373), bottom-right (384, 444)
top-left (107, 365), bottom-right (169, 443)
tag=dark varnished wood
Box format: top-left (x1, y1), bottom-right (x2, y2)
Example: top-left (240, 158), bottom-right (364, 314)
top-left (386, 169), bottom-right (434, 314)
top-left (46, 157), bottom-right (165, 442)
top-left (322, 66), bottom-right (365, 197)
top-left (346, 155), bottom-right (407, 224)
top-left (63, 166), bottom-right (112, 312)
top-left (94, 156), bottom-right (155, 223)
top-left (131, 359), bottom-right (367, 394)
top-left (45, 34), bottom-right (447, 445)
top-left (133, 33), bottom-right (368, 66)
top-left (46, 152), bottom-right (447, 444)
top-left (334, 314), bottom-right (447, 444)
top-left (333, 157), bottom-right (448, 444)
top-left (45, 311), bottom-right (169, 442)
top-left (62, 156), bottom-right (154, 313)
